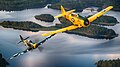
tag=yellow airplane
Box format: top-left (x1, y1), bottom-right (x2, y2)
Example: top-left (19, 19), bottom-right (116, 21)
top-left (17, 34), bottom-right (55, 50)
top-left (42, 5), bottom-right (113, 36)
top-left (9, 34), bottom-right (55, 60)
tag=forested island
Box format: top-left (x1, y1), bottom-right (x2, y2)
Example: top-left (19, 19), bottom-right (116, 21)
top-left (0, 21), bottom-right (58, 32)
top-left (96, 58), bottom-right (120, 67)
top-left (91, 16), bottom-right (119, 26)
top-left (34, 14), bottom-right (54, 22)
top-left (0, 19), bottom-right (118, 39)
top-left (0, 0), bottom-right (119, 11)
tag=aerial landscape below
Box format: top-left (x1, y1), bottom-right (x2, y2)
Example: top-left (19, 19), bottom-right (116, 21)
top-left (0, 14), bottom-right (119, 39)
top-left (0, 0), bottom-right (120, 67)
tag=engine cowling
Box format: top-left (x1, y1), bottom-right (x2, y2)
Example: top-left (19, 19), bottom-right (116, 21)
top-left (83, 18), bottom-right (90, 27)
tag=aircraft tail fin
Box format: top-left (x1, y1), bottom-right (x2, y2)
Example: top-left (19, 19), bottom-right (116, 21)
top-left (17, 35), bottom-right (30, 44)
top-left (61, 5), bottom-right (66, 15)
top-left (54, 6), bottom-right (66, 18)
top-left (20, 35), bottom-right (24, 42)
top-left (54, 5), bottom-right (75, 18)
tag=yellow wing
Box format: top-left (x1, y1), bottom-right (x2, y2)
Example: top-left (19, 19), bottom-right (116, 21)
top-left (42, 25), bottom-right (79, 36)
top-left (88, 6), bottom-right (113, 23)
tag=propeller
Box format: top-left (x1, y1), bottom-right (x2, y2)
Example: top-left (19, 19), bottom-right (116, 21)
top-left (17, 35), bottom-right (30, 44)
top-left (38, 47), bottom-right (44, 52)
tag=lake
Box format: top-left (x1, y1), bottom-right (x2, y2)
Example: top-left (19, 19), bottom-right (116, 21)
top-left (0, 6), bottom-right (120, 67)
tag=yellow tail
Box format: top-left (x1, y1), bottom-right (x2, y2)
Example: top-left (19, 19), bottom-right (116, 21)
top-left (61, 6), bottom-right (66, 15)
top-left (54, 6), bottom-right (66, 18)
top-left (54, 5), bottom-right (75, 18)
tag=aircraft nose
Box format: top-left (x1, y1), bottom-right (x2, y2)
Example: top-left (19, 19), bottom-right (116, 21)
top-left (84, 21), bottom-right (89, 26)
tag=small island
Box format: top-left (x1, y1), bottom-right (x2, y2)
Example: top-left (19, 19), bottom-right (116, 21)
top-left (34, 14), bottom-right (54, 22)
top-left (91, 16), bottom-right (119, 26)
top-left (0, 21), bottom-right (58, 32)
top-left (95, 58), bottom-right (120, 67)
top-left (66, 25), bottom-right (118, 39)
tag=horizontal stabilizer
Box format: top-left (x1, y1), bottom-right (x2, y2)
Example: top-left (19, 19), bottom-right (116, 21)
top-left (17, 35), bottom-right (30, 44)
top-left (67, 9), bottom-right (75, 14)
top-left (54, 14), bottom-right (65, 18)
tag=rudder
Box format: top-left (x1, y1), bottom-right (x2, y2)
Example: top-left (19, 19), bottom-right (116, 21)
top-left (61, 5), bottom-right (66, 15)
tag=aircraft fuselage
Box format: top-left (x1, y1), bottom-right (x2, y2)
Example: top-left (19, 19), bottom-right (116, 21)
top-left (23, 40), bottom-right (37, 49)
top-left (64, 13), bottom-right (89, 27)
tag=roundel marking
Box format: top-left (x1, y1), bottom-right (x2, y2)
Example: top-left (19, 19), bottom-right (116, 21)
top-left (71, 18), bottom-right (75, 22)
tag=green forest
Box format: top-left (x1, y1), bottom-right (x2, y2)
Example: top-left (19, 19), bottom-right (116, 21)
top-left (96, 59), bottom-right (120, 67)
top-left (0, 0), bottom-right (47, 11)
top-left (0, 0), bottom-right (119, 11)
top-left (49, 0), bottom-right (120, 11)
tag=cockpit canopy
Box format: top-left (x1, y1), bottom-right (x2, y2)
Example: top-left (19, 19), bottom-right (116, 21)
top-left (26, 40), bottom-right (33, 44)
top-left (71, 13), bottom-right (84, 19)
top-left (71, 13), bottom-right (78, 17)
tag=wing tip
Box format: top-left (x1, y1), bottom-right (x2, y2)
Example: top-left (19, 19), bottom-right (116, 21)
top-left (42, 34), bottom-right (48, 37)
top-left (109, 6), bottom-right (113, 9)
top-left (61, 5), bottom-right (63, 8)
top-left (54, 16), bottom-right (58, 18)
